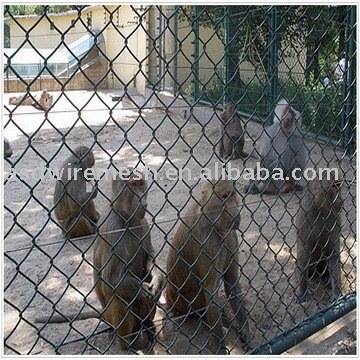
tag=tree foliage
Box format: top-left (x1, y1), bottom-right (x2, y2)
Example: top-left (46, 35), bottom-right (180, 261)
top-left (179, 5), bottom-right (348, 86)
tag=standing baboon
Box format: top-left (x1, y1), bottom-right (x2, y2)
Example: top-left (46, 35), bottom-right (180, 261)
top-left (246, 99), bottom-right (307, 194)
top-left (219, 102), bottom-right (248, 160)
top-left (296, 172), bottom-right (343, 303)
top-left (165, 180), bottom-right (250, 354)
top-left (53, 146), bottom-right (99, 238)
top-left (93, 171), bottom-right (164, 350)
top-left (4, 138), bottom-right (12, 158)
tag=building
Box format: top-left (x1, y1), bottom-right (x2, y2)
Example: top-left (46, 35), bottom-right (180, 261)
top-left (5, 5), bottom-right (148, 94)
top-left (5, 5), bottom-right (306, 95)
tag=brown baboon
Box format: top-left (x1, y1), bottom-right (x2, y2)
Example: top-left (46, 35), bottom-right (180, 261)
top-left (246, 99), bottom-right (307, 194)
top-left (165, 180), bottom-right (250, 354)
top-left (9, 89), bottom-right (53, 111)
top-left (37, 171), bottom-right (164, 348)
top-left (296, 172), bottom-right (343, 303)
top-left (219, 102), bottom-right (248, 160)
top-left (93, 171), bottom-right (164, 350)
top-left (53, 146), bottom-right (99, 238)
top-left (4, 138), bottom-right (12, 158)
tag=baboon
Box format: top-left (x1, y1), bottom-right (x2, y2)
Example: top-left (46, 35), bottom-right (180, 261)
top-left (37, 171), bottom-right (164, 349)
top-left (218, 102), bottom-right (248, 160)
top-left (246, 99), bottom-right (307, 194)
top-left (93, 171), bottom-right (164, 350)
top-left (296, 172), bottom-right (343, 303)
top-left (4, 138), bottom-right (12, 158)
top-left (53, 146), bottom-right (99, 239)
top-left (9, 89), bottom-right (53, 111)
top-left (165, 180), bottom-right (250, 354)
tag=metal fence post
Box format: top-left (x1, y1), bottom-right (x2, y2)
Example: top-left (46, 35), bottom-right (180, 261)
top-left (267, 5), bottom-right (278, 124)
top-left (157, 5), bottom-right (164, 90)
top-left (223, 6), bottom-right (230, 104)
top-left (173, 6), bottom-right (179, 95)
top-left (192, 6), bottom-right (200, 102)
top-left (342, 5), bottom-right (356, 156)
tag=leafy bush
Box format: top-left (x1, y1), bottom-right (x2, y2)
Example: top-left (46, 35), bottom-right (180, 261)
top-left (282, 81), bottom-right (343, 140)
top-left (182, 78), bottom-right (344, 140)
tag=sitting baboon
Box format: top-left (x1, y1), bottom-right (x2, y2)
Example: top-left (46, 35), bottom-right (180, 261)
top-left (53, 146), bottom-right (99, 238)
top-left (165, 180), bottom-right (250, 354)
top-left (219, 102), bottom-right (248, 160)
top-left (246, 99), bottom-right (308, 194)
top-left (93, 170), bottom-right (164, 350)
top-left (36, 171), bottom-right (164, 344)
top-left (296, 172), bottom-right (343, 303)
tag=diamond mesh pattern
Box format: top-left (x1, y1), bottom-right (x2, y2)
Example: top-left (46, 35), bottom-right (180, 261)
top-left (4, 5), bottom-right (356, 355)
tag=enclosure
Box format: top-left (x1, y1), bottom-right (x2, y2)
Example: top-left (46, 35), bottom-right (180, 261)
top-left (3, 5), bottom-right (357, 355)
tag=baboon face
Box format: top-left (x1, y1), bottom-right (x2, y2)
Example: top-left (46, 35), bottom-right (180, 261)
top-left (325, 181), bottom-right (343, 215)
top-left (202, 180), bottom-right (240, 231)
top-left (221, 102), bottom-right (236, 122)
top-left (83, 153), bottom-right (95, 169)
top-left (112, 173), bottom-right (148, 219)
top-left (72, 146), bottom-right (95, 169)
top-left (222, 103), bottom-right (236, 120)
top-left (316, 178), bottom-right (343, 217)
top-left (223, 102), bottom-right (235, 112)
top-left (280, 107), bottom-right (297, 133)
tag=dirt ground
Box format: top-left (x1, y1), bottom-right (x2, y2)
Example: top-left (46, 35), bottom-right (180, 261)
top-left (3, 90), bottom-right (357, 355)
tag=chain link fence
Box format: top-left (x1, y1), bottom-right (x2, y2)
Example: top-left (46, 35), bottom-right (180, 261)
top-left (3, 5), bottom-right (356, 355)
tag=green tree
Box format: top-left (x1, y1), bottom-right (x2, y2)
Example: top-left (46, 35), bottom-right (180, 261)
top-left (179, 5), bottom-right (348, 86)
top-left (179, 6), bottom-right (270, 88)
top-left (280, 6), bottom-right (347, 85)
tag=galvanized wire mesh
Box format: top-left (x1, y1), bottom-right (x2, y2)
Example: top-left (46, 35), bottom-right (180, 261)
top-left (3, 5), bottom-right (356, 355)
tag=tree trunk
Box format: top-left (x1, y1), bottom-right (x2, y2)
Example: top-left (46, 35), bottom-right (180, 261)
top-left (226, 7), bottom-right (243, 92)
top-left (313, 49), bottom-right (320, 83)
top-left (337, 6), bottom-right (347, 59)
top-left (305, 48), bottom-right (312, 86)
top-left (228, 48), bottom-right (242, 89)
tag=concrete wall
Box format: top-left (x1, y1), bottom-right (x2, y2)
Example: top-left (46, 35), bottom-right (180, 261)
top-left (7, 5), bottom-right (148, 95)
top-left (104, 6), bottom-right (148, 94)
top-left (8, 6), bottom-right (105, 49)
